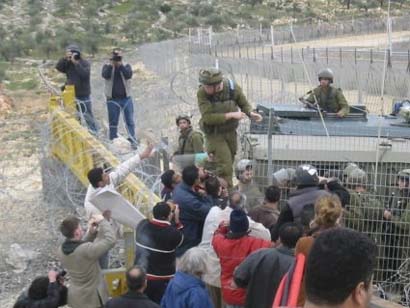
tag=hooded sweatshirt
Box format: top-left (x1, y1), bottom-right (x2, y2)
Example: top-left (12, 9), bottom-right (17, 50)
top-left (160, 271), bottom-right (213, 308)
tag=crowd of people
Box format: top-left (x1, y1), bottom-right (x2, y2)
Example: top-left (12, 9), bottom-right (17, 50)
top-left (14, 45), bottom-right (410, 308)
top-left (15, 155), bottom-right (409, 308)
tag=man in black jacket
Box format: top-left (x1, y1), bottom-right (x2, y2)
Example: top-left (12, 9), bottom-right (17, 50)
top-left (102, 49), bottom-right (137, 149)
top-left (272, 164), bottom-right (330, 241)
top-left (13, 270), bottom-right (67, 308)
top-left (56, 44), bottom-right (98, 133)
top-left (105, 266), bottom-right (159, 308)
top-left (234, 223), bottom-right (303, 308)
top-left (134, 201), bottom-right (184, 303)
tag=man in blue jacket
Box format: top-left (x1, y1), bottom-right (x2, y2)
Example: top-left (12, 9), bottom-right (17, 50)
top-left (172, 165), bottom-right (212, 257)
top-left (102, 49), bottom-right (137, 149)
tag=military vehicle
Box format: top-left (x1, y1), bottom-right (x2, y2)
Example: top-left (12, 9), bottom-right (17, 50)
top-left (245, 100), bottom-right (410, 194)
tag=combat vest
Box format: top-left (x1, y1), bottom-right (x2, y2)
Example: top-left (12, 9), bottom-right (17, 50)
top-left (312, 86), bottom-right (341, 113)
top-left (200, 79), bottom-right (239, 134)
top-left (177, 128), bottom-right (203, 155)
top-left (344, 190), bottom-right (383, 235)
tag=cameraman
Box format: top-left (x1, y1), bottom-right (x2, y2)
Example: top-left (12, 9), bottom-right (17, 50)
top-left (56, 44), bottom-right (98, 134)
top-left (57, 214), bottom-right (116, 308)
top-left (102, 49), bottom-right (137, 149)
top-left (13, 270), bottom-right (67, 308)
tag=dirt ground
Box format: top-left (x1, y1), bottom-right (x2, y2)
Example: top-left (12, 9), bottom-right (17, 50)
top-left (0, 90), bottom-right (75, 307)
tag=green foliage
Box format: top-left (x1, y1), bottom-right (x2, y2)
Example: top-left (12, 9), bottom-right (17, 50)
top-left (241, 0), bottom-right (263, 6)
top-left (0, 0), bottom-right (409, 74)
top-left (7, 79), bottom-right (38, 91)
top-left (205, 14), bottom-right (224, 30)
top-left (0, 67), bottom-right (5, 82)
top-left (112, 0), bottom-right (133, 14)
top-left (159, 3), bottom-right (172, 14)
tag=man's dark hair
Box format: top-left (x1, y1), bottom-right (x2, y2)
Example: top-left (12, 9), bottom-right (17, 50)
top-left (126, 266), bottom-right (146, 292)
top-left (205, 176), bottom-right (220, 198)
top-left (28, 276), bottom-right (49, 300)
top-left (305, 228), bottom-right (377, 306)
top-left (278, 222), bottom-right (303, 248)
top-left (60, 216), bottom-right (80, 238)
top-left (161, 169), bottom-right (175, 189)
top-left (265, 185), bottom-right (281, 203)
top-left (153, 202), bottom-right (171, 220)
top-left (182, 165), bottom-right (199, 186)
top-left (87, 167), bottom-right (104, 188)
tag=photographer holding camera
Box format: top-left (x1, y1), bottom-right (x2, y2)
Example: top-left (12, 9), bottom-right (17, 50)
top-left (13, 270), bottom-right (67, 308)
top-left (102, 49), bottom-right (137, 149)
top-left (56, 44), bottom-right (98, 134)
top-left (57, 214), bottom-right (116, 308)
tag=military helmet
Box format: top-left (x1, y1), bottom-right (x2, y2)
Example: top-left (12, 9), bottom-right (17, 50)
top-left (176, 115), bottom-right (191, 126)
top-left (318, 68), bottom-right (334, 83)
top-left (272, 168), bottom-right (296, 187)
top-left (235, 159), bottom-right (253, 179)
top-left (343, 163), bottom-right (359, 179)
top-left (199, 68), bottom-right (223, 85)
top-left (399, 102), bottom-right (410, 123)
top-left (398, 169), bottom-right (410, 180)
top-left (295, 164), bottom-right (319, 186)
top-left (346, 168), bottom-right (368, 186)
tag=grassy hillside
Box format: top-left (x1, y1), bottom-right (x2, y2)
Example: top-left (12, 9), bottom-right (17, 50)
top-left (0, 0), bottom-right (408, 90)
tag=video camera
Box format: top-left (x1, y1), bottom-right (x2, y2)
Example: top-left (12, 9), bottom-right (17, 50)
top-left (111, 50), bottom-right (122, 62)
top-left (71, 51), bottom-right (81, 60)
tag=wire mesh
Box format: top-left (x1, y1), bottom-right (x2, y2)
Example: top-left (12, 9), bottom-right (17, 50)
top-left (3, 17), bottom-right (409, 306)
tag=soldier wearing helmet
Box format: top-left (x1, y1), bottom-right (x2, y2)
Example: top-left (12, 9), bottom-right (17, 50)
top-left (300, 68), bottom-right (350, 118)
top-left (382, 169), bottom-right (410, 278)
top-left (233, 159), bottom-right (263, 211)
top-left (271, 164), bottom-right (331, 241)
top-left (174, 115), bottom-right (204, 156)
top-left (343, 168), bottom-right (383, 238)
top-left (197, 67), bottom-right (262, 187)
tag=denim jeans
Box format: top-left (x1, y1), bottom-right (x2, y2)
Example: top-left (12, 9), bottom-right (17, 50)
top-left (75, 96), bottom-right (98, 134)
top-left (106, 97), bottom-right (136, 142)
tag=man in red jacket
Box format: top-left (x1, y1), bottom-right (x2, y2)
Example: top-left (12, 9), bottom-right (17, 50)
top-left (212, 209), bottom-right (271, 308)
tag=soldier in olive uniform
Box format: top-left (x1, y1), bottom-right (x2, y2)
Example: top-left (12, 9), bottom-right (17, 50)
top-left (343, 168), bottom-right (384, 238)
top-left (300, 68), bottom-right (350, 117)
top-left (172, 115), bottom-right (205, 171)
top-left (234, 159), bottom-right (264, 211)
top-left (382, 169), bottom-right (410, 279)
top-left (174, 115), bottom-right (204, 155)
top-left (197, 68), bottom-right (262, 187)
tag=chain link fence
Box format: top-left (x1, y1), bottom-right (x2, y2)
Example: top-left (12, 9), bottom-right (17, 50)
top-left (34, 17), bottom-right (410, 304)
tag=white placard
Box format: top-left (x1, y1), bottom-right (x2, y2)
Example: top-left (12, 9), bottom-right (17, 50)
top-left (90, 186), bottom-right (145, 228)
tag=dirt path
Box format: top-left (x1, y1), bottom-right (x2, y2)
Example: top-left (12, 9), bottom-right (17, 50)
top-left (273, 30), bottom-right (410, 49)
top-left (0, 92), bottom-right (75, 307)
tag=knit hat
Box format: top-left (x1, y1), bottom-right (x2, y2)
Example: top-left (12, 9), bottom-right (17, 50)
top-left (229, 209), bottom-right (249, 234)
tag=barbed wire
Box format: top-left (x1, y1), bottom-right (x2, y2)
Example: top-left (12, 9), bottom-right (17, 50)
top-left (2, 18), bottom-right (410, 306)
